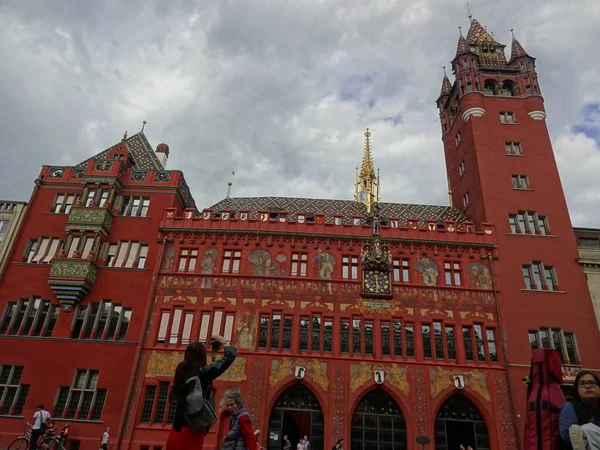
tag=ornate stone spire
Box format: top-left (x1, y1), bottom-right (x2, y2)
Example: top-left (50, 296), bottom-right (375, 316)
top-left (509, 29), bottom-right (530, 61)
top-left (354, 128), bottom-right (381, 213)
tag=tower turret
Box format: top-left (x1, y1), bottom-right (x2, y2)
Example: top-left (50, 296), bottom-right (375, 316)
top-left (354, 128), bottom-right (380, 213)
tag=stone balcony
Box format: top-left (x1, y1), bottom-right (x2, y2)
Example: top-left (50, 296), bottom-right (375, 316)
top-left (48, 258), bottom-right (98, 311)
top-left (66, 206), bottom-right (113, 236)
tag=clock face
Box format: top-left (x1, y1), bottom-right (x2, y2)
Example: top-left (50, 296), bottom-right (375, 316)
top-left (364, 269), bottom-right (390, 294)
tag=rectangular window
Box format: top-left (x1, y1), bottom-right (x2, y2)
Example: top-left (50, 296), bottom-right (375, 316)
top-left (405, 323), bottom-right (415, 358)
top-left (53, 369), bottom-right (106, 421)
top-left (487, 329), bottom-right (498, 363)
top-left (505, 142), bottom-right (523, 155)
top-left (499, 112), bottom-right (515, 123)
top-left (195, 310), bottom-right (234, 344)
top-left (422, 324), bottom-right (432, 359)
top-left (140, 382), bottom-right (174, 426)
top-left (342, 256), bottom-right (359, 280)
top-left (71, 300), bottom-right (131, 341)
top-left (299, 317), bottom-right (309, 352)
top-left (291, 253), bottom-right (308, 277)
top-left (178, 249), bottom-right (198, 272)
top-left (381, 321), bottom-right (391, 356)
top-left (392, 259), bottom-right (410, 283)
top-left (455, 132), bottom-right (461, 146)
top-left (463, 326), bottom-right (474, 362)
top-left (340, 319), bottom-right (349, 354)
top-left (105, 241), bottom-right (148, 269)
top-left (0, 298), bottom-right (59, 337)
top-left (512, 175), bottom-right (530, 189)
top-left (578, 237), bottom-right (600, 247)
top-left (433, 321), bottom-right (444, 359)
top-left (446, 325), bottom-right (456, 360)
top-left (508, 215), bottom-right (518, 233)
top-left (0, 365), bottom-right (30, 416)
top-left (25, 237), bottom-right (61, 264)
top-left (352, 318), bottom-right (362, 355)
top-left (52, 194), bottom-right (76, 214)
top-left (393, 320), bottom-right (403, 357)
top-left (463, 192), bottom-right (470, 207)
top-left (473, 324), bottom-right (486, 362)
top-left (511, 212), bottom-right (550, 235)
top-left (311, 316), bottom-right (322, 352)
top-left (258, 313), bottom-right (293, 351)
top-left (221, 250), bottom-right (241, 274)
top-left (444, 262), bottom-right (461, 286)
top-left (119, 196), bottom-right (151, 217)
top-left (458, 161), bottom-right (465, 176)
top-left (529, 328), bottom-right (578, 364)
top-left (523, 262), bottom-right (557, 291)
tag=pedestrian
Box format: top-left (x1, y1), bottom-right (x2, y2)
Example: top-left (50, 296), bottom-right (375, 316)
top-left (332, 439), bottom-right (343, 450)
top-left (559, 371), bottom-right (600, 449)
top-left (30, 404), bottom-right (50, 450)
top-left (167, 335), bottom-right (237, 450)
top-left (100, 426), bottom-right (110, 450)
top-left (296, 439), bottom-right (303, 450)
top-left (283, 435), bottom-right (291, 450)
top-left (302, 435), bottom-right (310, 450)
top-left (59, 422), bottom-right (71, 447)
top-left (221, 392), bottom-right (258, 450)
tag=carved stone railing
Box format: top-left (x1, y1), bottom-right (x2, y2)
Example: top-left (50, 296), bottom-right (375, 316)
top-left (48, 258), bottom-right (98, 311)
top-left (158, 274), bottom-right (496, 308)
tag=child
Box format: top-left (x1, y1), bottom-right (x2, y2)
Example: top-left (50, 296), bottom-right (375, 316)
top-left (59, 422), bottom-right (71, 446)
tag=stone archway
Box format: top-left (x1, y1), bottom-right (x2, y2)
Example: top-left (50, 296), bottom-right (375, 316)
top-left (434, 394), bottom-right (490, 450)
top-left (267, 383), bottom-right (324, 450)
top-left (351, 388), bottom-right (407, 450)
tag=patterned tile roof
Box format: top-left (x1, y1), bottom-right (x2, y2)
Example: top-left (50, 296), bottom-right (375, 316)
top-left (76, 132), bottom-right (164, 170)
top-left (210, 197), bottom-right (469, 226)
top-left (466, 19), bottom-right (502, 46)
top-left (455, 34), bottom-right (469, 57)
top-left (510, 36), bottom-right (529, 61)
top-left (439, 74), bottom-right (453, 98)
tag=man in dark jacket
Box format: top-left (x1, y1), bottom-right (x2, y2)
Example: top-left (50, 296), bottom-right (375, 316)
top-left (222, 392), bottom-right (258, 450)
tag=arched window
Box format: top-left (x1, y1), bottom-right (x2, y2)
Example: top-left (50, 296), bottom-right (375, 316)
top-left (502, 81), bottom-right (517, 97)
top-left (483, 80), bottom-right (498, 96)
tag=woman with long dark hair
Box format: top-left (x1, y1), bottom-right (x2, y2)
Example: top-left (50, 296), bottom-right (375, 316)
top-left (166, 335), bottom-right (237, 450)
top-left (559, 371), bottom-right (600, 449)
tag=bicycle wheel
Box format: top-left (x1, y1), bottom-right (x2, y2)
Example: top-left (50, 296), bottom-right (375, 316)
top-left (7, 437), bottom-right (29, 450)
top-left (41, 437), bottom-right (60, 449)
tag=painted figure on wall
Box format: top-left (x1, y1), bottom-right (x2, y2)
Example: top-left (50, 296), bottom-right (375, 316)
top-left (314, 252), bottom-right (335, 280)
top-left (161, 246), bottom-right (175, 272)
top-left (236, 305), bottom-right (257, 350)
top-left (467, 263), bottom-right (493, 290)
top-left (417, 258), bottom-right (439, 286)
top-left (201, 248), bottom-right (218, 288)
top-left (249, 250), bottom-right (284, 276)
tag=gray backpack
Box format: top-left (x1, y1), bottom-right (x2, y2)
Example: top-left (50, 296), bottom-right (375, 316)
top-left (184, 375), bottom-right (217, 431)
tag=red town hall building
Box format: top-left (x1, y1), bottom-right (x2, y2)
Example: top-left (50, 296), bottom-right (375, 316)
top-left (1, 18), bottom-right (599, 450)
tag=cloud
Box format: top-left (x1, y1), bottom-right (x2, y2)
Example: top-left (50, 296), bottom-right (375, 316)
top-left (0, 0), bottom-right (599, 227)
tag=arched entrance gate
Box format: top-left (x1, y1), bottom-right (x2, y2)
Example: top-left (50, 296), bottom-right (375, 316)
top-left (434, 394), bottom-right (490, 450)
top-left (351, 389), bottom-right (407, 450)
top-left (267, 384), bottom-right (324, 450)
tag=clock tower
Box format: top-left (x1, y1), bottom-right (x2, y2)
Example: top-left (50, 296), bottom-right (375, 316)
top-left (437, 17), bottom-right (600, 445)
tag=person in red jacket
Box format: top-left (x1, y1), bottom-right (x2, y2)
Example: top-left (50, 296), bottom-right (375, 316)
top-left (222, 392), bottom-right (257, 450)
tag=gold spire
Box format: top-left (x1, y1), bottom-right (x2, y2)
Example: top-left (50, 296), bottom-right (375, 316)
top-left (141, 120), bottom-right (147, 133)
top-left (354, 128), bottom-right (381, 213)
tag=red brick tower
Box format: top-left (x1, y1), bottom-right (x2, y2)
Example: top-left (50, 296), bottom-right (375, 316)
top-left (437, 18), bottom-right (600, 446)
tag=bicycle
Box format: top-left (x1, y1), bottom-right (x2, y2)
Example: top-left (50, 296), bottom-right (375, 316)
top-left (7, 422), bottom-right (65, 450)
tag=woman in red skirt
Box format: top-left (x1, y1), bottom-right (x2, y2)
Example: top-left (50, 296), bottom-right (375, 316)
top-left (166, 335), bottom-right (238, 449)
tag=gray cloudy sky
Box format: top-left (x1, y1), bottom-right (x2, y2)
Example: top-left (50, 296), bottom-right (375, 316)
top-left (1, 0), bottom-right (599, 227)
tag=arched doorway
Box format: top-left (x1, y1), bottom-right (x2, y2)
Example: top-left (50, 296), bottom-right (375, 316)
top-left (351, 389), bottom-right (407, 450)
top-left (434, 394), bottom-right (490, 450)
top-left (267, 383), bottom-right (324, 450)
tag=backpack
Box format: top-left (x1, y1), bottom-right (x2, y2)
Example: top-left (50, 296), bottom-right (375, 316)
top-left (183, 375), bottom-right (217, 432)
top-left (523, 348), bottom-right (566, 450)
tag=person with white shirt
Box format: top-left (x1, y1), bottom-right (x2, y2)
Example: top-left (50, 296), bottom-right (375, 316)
top-left (30, 404), bottom-right (50, 450)
top-left (100, 427), bottom-right (110, 450)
